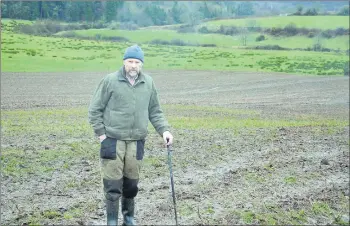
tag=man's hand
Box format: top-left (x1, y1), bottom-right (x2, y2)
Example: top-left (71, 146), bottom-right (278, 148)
top-left (163, 131), bottom-right (173, 146)
top-left (99, 134), bottom-right (107, 143)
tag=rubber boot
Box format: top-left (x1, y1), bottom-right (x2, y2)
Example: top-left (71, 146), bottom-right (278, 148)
top-left (106, 199), bottom-right (119, 226)
top-left (122, 197), bottom-right (136, 226)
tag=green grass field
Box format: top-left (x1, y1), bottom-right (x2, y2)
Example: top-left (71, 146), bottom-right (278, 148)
top-left (55, 28), bottom-right (349, 50)
top-left (1, 18), bottom-right (349, 75)
top-left (1, 30), bottom-right (348, 75)
top-left (202, 16), bottom-right (350, 29)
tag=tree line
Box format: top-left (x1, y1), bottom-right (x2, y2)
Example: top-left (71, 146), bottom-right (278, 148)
top-left (1, 1), bottom-right (256, 25)
top-left (1, 1), bottom-right (348, 27)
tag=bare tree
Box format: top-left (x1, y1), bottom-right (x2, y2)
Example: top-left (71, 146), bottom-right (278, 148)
top-left (313, 34), bottom-right (323, 51)
top-left (239, 27), bottom-right (248, 46)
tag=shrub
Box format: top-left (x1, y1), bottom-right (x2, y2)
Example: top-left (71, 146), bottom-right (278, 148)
top-left (177, 25), bottom-right (195, 33)
top-left (321, 30), bottom-right (333, 39)
top-left (284, 23), bottom-right (298, 36)
top-left (254, 45), bottom-right (287, 50)
top-left (313, 43), bottom-right (322, 51)
top-left (102, 36), bottom-right (129, 42)
top-left (91, 21), bottom-right (108, 29)
top-left (26, 49), bottom-right (36, 56)
top-left (149, 39), bottom-right (170, 45)
top-left (270, 27), bottom-right (283, 36)
top-left (344, 62), bottom-right (349, 76)
top-left (107, 22), bottom-right (120, 30)
top-left (247, 26), bottom-right (262, 32)
top-left (171, 39), bottom-right (186, 46)
top-left (303, 8), bottom-right (318, 16)
top-left (337, 6), bottom-right (349, 15)
top-left (119, 22), bottom-right (139, 30)
top-left (14, 24), bottom-right (37, 35)
top-left (60, 31), bottom-right (79, 38)
top-left (149, 39), bottom-right (197, 47)
top-left (214, 25), bottom-right (240, 35)
top-left (65, 23), bottom-right (84, 31)
top-left (94, 34), bottom-right (102, 40)
top-left (307, 32), bottom-right (315, 38)
top-left (198, 26), bottom-right (210, 34)
top-left (201, 44), bottom-right (216, 47)
top-left (334, 27), bottom-right (348, 36)
top-left (13, 20), bottom-right (98, 36)
top-left (256, 35), bottom-right (265, 42)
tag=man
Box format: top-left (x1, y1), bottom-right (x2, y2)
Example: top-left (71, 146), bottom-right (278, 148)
top-left (88, 44), bottom-right (173, 225)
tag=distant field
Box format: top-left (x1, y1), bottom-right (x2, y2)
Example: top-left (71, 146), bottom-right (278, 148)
top-left (56, 29), bottom-right (349, 51)
top-left (1, 18), bottom-right (349, 75)
top-left (55, 29), bottom-right (236, 46)
top-left (202, 16), bottom-right (350, 29)
top-left (1, 31), bottom-right (348, 75)
top-left (260, 35), bottom-right (349, 50)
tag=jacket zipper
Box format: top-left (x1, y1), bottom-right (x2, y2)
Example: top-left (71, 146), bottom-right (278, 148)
top-left (130, 80), bottom-right (139, 138)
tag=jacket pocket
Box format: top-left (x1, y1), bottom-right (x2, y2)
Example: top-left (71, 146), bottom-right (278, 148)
top-left (109, 110), bottom-right (129, 128)
top-left (100, 137), bottom-right (117, 160)
top-left (136, 139), bottom-right (145, 160)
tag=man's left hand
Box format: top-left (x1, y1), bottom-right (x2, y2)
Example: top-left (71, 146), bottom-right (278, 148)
top-left (163, 131), bottom-right (173, 146)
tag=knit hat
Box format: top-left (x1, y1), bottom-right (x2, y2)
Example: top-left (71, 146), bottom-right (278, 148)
top-left (123, 45), bottom-right (144, 63)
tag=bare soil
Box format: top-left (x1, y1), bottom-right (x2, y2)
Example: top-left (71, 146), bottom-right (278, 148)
top-left (1, 70), bottom-right (349, 225)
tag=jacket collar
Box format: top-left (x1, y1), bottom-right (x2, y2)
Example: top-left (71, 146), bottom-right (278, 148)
top-left (118, 66), bottom-right (145, 83)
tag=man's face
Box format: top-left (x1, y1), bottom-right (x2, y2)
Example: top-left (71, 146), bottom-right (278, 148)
top-left (124, 58), bottom-right (142, 77)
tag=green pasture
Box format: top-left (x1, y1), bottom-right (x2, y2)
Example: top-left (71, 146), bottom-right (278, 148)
top-left (202, 16), bottom-right (350, 29)
top-left (1, 31), bottom-right (348, 75)
top-left (56, 28), bottom-right (349, 50)
top-left (55, 29), bottom-right (236, 46)
top-left (260, 35), bottom-right (349, 50)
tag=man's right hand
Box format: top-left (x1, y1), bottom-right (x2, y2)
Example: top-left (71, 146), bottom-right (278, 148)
top-left (99, 134), bottom-right (107, 143)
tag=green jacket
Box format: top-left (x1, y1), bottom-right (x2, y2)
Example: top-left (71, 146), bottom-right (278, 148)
top-left (88, 67), bottom-right (170, 140)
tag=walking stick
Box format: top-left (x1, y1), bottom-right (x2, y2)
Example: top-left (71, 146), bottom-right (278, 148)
top-left (167, 142), bottom-right (178, 225)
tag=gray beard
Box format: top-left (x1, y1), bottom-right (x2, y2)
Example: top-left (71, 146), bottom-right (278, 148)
top-left (127, 71), bottom-right (138, 80)
top-left (128, 71), bottom-right (138, 77)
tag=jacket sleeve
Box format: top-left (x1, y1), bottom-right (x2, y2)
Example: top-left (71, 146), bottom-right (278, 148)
top-left (148, 81), bottom-right (170, 136)
top-left (88, 76), bottom-right (111, 136)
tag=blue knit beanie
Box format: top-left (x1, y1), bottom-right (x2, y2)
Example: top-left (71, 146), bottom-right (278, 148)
top-left (123, 45), bottom-right (144, 63)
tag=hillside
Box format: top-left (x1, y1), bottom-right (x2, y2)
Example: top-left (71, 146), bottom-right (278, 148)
top-left (201, 16), bottom-right (350, 30)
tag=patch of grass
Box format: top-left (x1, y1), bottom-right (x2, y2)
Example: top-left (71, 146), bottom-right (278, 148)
top-left (312, 201), bottom-right (332, 216)
top-left (28, 214), bottom-right (43, 226)
top-left (205, 205), bottom-right (215, 214)
top-left (245, 172), bottom-right (266, 183)
top-left (168, 115), bottom-right (348, 130)
top-left (42, 210), bottom-right (61, 219)
top-left (1, 142), bottom-right (98, 179)
top-left (63, 213), bottom-right (73, 220)
top-left (178, 203), bottom-right (195, 216)
top-left (334, 214), bottom-right (350, 225)
top-left (163, 104), bottom-right (259, 117)
top-left (1, 107), bottom-right (94, 138)
top-left (284, 176), bottom-right (297, 184)
top-left (289, 209), bottom-right (308, 224)
top-left (64, 180), bottom-right (80, 189)
top-left (143, 156), bottom-right (164, 168)
top-left (241, 210), bottom-right (255, 224)
top-left (233, 204), bottom-right (340, 225)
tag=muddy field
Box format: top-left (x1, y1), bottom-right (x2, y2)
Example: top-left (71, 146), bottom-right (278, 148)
top-left (1, 70), bottom-right (349, 225)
